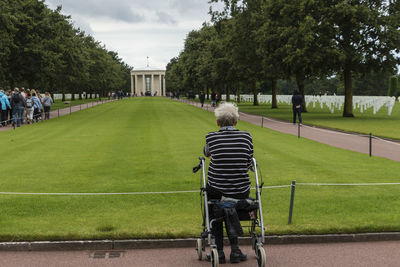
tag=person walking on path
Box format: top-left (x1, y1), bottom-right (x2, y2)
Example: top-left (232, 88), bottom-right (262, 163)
top-left (199, 91), bottom-right (205, 107)
top-left (203, 102), bottom-right (253, 264)
top-left (0, 89), bottom-right (11, 126)
top-left (211, 91), bottom-right (216, 107)
top-left (42, 92), bottom-right (53, 120)
top-left (10, 88), bottom-right (25, 127)
top-left (292, 90), bottom-right (303, 125)
top-left (25, 93), bottom-right (34, 124)
top-left (32, 92), bottom-right (43, 122)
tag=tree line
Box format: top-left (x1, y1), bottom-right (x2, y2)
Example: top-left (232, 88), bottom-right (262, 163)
top-left (166, 0), bottom-right (400, 117)
top-left (0, 0), bottom-right (132, 100)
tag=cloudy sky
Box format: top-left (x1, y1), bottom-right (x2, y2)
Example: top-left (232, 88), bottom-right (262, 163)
top-left (45, 0), bottom-right (217, 69)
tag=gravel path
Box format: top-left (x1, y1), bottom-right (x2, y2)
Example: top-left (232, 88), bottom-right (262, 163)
top-left (185, 100), bottom-right (400, 162)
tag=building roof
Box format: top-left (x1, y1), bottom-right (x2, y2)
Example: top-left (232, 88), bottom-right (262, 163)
top-left (132, 66), bottom-right (165, 72)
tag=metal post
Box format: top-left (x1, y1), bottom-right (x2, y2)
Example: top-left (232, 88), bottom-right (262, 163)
top-left (369, 133), bottom-right (372, 157)
top-left (288, 180), bottom-right (296, 224)
top-left (58, 109), bottom-right (59, 117)
top-left (261, 117), bottom-right (264, 128)
top-left (298, 123), bottom-right (300, 138)
top-left (70, 104), bottom-right (72, 115)
top-left (80, 104), bottom-right (81, 110)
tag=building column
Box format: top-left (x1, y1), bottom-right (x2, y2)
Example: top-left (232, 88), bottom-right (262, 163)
top-left (163, 75), bottom-right (166, 96)
top-left (142, 74), bottom-right (145, 94)
top-left (151, 74), bottom-right (155, 96)
top-left (131, 74), bottom-right (134, 95)
top-left (134, 75), bottom-right (138, 95)
top-left (159, 74), bottom-right (162, 96)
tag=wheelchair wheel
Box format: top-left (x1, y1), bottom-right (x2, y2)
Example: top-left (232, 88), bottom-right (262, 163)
top-left (211, 248), bottom-right (219, 267)
top-left (196, 238), bottom-right (202, 260)
top-left (256, 245), bottom-right (266, 267)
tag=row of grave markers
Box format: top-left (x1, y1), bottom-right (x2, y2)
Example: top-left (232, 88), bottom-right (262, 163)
top-left (219, 94), bottom-right (398, 116)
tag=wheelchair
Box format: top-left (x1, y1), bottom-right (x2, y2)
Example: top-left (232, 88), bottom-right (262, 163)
top-left (193, 157), bottom-right (266, 267)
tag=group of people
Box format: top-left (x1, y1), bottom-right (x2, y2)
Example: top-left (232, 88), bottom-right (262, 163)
top-left (0, 87), bottom-right (54, 127)
top-left (198, 91), bottom-right (221, 108)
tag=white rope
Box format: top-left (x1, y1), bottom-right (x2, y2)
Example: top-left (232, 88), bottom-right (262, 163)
top-left (261, 185), bottom-right (292, 189)
top-left (0, 182), bottom-right (399, 196)
top-left (256, 115), bottom-right (292, 126)
top-left (297, 182), bottom-right (400, 186)
top-left (0, 185), bottom-right (293, 196)
top-left (373, 136), bottom-right (400, 147)
top-left (0, 190), bottom-right (199, 196)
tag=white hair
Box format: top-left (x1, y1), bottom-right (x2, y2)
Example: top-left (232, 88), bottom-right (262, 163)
top-left (214, 102), bottom-right (239, 127)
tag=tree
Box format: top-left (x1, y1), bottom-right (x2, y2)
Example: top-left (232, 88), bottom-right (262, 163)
top-left (210, 0), bottom-right (263, 105)
top-left (326, 0), bottom-right (400, 117)
top-left (388, 75), bottom-right (399, 97)
top-left (0, 0), bottom-right (132, 95)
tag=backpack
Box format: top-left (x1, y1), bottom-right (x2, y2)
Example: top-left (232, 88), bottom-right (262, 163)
top-left (12, 93), bottom-right (20, 104)
top-left (26, 98), bottom-right (33, 108)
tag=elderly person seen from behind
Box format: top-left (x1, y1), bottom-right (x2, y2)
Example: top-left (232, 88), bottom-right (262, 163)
top-left (203, 102), bottom-right (253, 264)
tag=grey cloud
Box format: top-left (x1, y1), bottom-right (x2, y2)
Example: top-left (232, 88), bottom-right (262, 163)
top-left (156, 11), bottom-right (177, 25)
top-left (170, 0), bottom-right (209, 16)
top-left (71, 17), bottom-right (94, 35)
top-left (47, 0), bottom-right (144, 22)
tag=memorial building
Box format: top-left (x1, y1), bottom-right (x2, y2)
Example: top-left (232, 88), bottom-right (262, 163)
top-left (131, 66), bottom-right (166, 96)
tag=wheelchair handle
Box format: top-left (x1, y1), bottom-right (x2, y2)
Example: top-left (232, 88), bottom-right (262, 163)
top-left (192, 157), bottom-right (205, 173)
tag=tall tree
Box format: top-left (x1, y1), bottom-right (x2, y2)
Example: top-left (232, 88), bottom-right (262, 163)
top-left (326, 0), bottom-right (400, 117)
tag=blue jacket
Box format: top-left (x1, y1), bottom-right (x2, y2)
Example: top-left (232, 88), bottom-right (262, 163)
top-left (32, 96), bottom-right (42, 110)
top-left (0, 92), bottom-right (11, 111)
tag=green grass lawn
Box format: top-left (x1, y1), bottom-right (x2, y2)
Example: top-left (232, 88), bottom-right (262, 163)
top-left (238, 101), bottom-right (400, 140)
top-left (0, 97), bottom-right (399, 241)
top-left (51, 98), bottom-right (105, 110)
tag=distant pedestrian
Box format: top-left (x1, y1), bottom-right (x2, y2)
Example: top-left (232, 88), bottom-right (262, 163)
top-left (199, 91), bottom-right (205, 107)
top-left (0, 89), bottom-right (11, 126)
top-left (6, 89), bottom-right (12, 124)
top-left (42, 92), bottom-right (53, 120)
top-left (25, 93), bottom-right (34, 124)
top-left (10, 88), bottom-right (25, 127)
top-left (291, 90), bottom-right (303, 125)
top-left (211, 91), bottom-right (216, 107)
top-left (32, 93), bottom-right (42, 122)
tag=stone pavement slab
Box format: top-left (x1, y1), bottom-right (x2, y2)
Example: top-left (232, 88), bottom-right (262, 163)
top-left (1, 241), bottom-right (399, 267)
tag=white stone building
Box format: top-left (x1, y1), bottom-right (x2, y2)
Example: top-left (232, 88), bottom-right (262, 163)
top-left (131, 66), bottom-right (166, 96)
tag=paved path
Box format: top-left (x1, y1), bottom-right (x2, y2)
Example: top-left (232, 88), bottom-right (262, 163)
top-left (0, 100), bottom-right (113, 133)
top-left (185, 100), bottom-right (400, 162)
top-left (1, 241), bottom-right (399, 266)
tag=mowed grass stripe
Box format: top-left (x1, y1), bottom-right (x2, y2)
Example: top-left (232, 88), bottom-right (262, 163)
top-left (0, 97), bottom-right (399, 241)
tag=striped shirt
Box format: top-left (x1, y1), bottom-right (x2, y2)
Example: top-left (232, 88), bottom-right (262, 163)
top-left (205, 128), bottom-right (253, 196)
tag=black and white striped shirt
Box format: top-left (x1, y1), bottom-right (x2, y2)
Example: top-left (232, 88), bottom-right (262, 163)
top-left (205, 128), bottom-right (253, 196)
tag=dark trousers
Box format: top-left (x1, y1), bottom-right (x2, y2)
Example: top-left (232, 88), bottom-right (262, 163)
top-left (293, 108), bottom-right (302, 124)
top-left (207, 187), bottom-right (249, 251)
top-left (7, 108), bottom-right (11, 124)
top-left (34, 108), bottom-right (41, 122)
top-left (1, 110), bottom-right (7, 125)
top-left (12, 106), bottom-right (24, 127)
top-left (44, 106), bottom-right (51, 120)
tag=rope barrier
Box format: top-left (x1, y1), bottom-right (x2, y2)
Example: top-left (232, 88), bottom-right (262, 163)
top-left (297, 182), bottom-right (400, 186)
top-left (373, 136), bottom-right (400, 146)
top-left (0, 100), bottom-right (113, 130)
top-left (0, 190), bottom-right (199, 196)
top-left (2, 182), bottom-right (398, 196)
